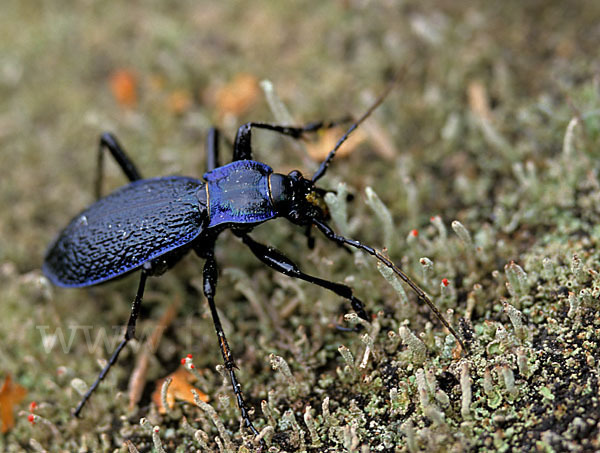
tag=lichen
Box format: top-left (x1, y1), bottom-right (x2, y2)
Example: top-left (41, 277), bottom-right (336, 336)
top-left (2, 1), bottom-right (600, 452)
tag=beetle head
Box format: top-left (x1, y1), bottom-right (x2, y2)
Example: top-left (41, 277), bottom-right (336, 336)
top-left (270, 170), bottom-right (329, 225)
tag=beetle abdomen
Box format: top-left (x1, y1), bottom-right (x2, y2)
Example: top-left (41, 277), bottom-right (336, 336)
top-left (43, 176), bottom-right (207, 287)
top-left (204, 160), bottom-right (277, 228)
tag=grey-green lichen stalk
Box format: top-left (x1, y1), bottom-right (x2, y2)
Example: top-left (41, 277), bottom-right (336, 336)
top-left (4, 3), bottom-right (600, 451)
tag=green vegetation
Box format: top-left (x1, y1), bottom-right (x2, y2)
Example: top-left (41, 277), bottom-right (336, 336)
top-left (1, 1), bottom-right (599, 451)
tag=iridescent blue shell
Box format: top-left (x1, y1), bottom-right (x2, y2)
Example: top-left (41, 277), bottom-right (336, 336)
top-left (204, 160), bottom-right (277, 228)
top-left (43, 176), bottom-right (207, 287)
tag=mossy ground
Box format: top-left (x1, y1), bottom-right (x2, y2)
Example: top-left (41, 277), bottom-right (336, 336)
top-left (1, 1), bottom-right (599, 451)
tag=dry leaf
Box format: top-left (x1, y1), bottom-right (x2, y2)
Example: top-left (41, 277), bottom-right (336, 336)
top-left (152, 367), bottom-right (208, 414)
top-left (214, 73), bottom-right (260, 118)
top-left (305, 126), bottom-right (367, 162)
top-left (0, 374), bottom-right (27, 433)
top-left (109, 69), bottom-right (138, 108)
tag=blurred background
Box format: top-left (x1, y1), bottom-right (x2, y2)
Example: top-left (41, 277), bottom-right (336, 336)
top-left (1, 0), bottom-right (599, 451)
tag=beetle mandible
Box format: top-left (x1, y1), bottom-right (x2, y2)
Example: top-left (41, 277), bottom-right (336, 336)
top-left (43, 80), bottom-right (467, 439)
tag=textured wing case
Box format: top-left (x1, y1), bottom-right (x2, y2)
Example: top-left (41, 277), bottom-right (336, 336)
top-left (43, 176), bottom-right (207, 287)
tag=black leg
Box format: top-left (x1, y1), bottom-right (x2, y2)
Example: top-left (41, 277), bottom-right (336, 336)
top-left (206, 128), bottom-right (220, 172)
top-left (73, 270), bottom-right (148, 416)
top-left (240, 233), bottom-right (369, 321)
top-left (201, 247), bottom-right (262, 441)
top-left (95, 132), bottom-right (143, 198)
top-left (312, 219), bottom-right (469, 354)
top-left (304, 224), bottom-right (315, 250)
top-left (232, 118), bottom-right (351, 161)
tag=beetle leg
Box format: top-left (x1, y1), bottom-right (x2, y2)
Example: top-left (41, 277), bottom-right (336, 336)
top-left (202, 248), bottom-right (263, 442)
top-left (232, 118), bottom-right (351, 161)
top-left (95, 132), bottom-right (143, 198)
top-left (240, 233), bottom-right (369, 321)
top-left (73, 270), bottom-right (148, 417)
top-left (206, 127), bottom-right (221, 172)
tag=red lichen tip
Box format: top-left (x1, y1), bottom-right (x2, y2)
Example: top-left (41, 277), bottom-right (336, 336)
top-left (27, 414), bottom-right (35, 424)
top-left (190, 364), bottom-right (195, 369)
top-left (442, 278), bottom-right (449, 286)
top-left (187, 354), bottom-right (193, 359)
top-left (410, 229), bottom-right (418, 237)
top-left (180, 358), bottom-right (186, 364)
top-left (29, 401), bottom-right (37, 412)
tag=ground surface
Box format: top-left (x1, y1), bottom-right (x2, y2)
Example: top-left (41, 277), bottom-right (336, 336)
top-left (1, 1), bottom-right (600, 452)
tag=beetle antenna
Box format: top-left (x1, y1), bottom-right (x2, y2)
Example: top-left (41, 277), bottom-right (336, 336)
top-left (311, 76), bottom-right (399, 183)
top-left (313, 219), bottom-right (469, 354)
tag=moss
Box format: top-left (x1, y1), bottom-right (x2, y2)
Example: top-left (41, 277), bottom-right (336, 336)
top-left (2, 1), bottom-right (600, 451)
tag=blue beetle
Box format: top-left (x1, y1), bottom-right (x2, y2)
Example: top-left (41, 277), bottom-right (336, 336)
top-left (43, 84), bottom-right (466, 439)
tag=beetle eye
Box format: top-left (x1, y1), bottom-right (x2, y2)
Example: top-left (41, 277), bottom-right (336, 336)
top-left (288, 170), bottom-right (302, 181)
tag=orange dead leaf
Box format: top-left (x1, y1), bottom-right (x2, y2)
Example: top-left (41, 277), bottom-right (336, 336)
top-left (305, 126), bottom-right (367, 162)
top-left (167, 89), bottom-right (193, 115)
top-left (0, 374), bottom-right (27, 433)
top-left (152, 367), bottom-right (208, 414)
top-left (109, 69), bottom-right (138, 108)
top-left (214, 73), bottom-right (260, 118)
